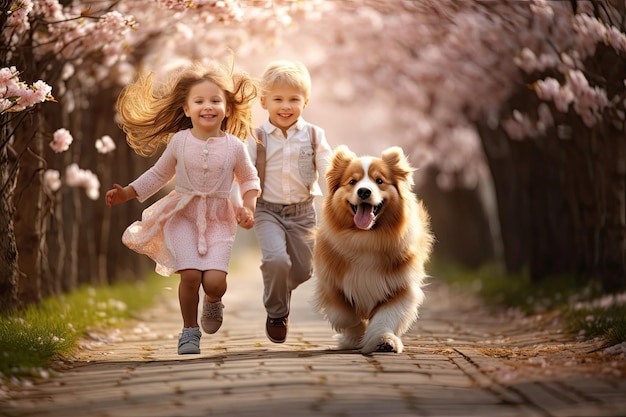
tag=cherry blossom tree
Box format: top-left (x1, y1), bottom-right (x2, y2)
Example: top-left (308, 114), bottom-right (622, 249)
top-left (2, 0), bottom-right (625, 311)
top-left (0, 67), bottom-right (54, 309)
top-left (1, 0), bottom-right (140, 309)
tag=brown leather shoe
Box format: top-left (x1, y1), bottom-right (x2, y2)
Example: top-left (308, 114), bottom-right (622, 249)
top-left (265, 315), bottom-right (288, 343)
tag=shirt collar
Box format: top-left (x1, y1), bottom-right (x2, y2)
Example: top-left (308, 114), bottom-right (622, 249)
top-left (261, 118), bottom-right (307, 136)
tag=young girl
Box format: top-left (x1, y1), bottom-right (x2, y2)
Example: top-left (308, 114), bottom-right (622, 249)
top-left (106, 60), bottom-right (261, 355)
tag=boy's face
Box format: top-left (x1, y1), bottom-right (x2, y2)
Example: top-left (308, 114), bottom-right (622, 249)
top-left (261, 85), bottom-right (308, 134)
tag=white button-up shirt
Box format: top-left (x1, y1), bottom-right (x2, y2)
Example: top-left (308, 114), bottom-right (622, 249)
top-left (246, 118), bottom-right (332, 205)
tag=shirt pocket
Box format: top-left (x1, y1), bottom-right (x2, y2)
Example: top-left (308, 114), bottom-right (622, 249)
top-left (298, 145), bottom-right (316, 184)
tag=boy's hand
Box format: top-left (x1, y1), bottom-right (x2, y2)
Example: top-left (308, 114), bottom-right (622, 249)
top-left (236, 206), bottom-right (255, 229)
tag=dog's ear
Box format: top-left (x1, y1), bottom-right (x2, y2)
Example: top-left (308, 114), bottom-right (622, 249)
top-left (326, 145), bottom-right (356, 192)
top-left (382, 146), bottom-right (415, 187)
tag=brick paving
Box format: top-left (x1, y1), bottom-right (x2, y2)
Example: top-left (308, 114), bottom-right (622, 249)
top-left (2, 241), bottom-right (625, 417)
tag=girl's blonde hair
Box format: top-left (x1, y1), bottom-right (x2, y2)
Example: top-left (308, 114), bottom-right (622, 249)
top-left (117, 59), bottom-right (258, 157)
top-left (261, 60), bottom-right (311, 100)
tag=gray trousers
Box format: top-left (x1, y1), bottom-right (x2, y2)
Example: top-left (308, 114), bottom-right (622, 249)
top-left (253, 200), bottom-right (316, 318)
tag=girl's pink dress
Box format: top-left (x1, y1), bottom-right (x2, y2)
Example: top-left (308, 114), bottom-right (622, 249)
top-left (122, 129), bottom-right (260, 276)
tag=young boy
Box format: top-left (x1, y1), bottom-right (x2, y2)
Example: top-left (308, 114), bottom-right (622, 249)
top-left (247, 60), bottom-right (333, 343)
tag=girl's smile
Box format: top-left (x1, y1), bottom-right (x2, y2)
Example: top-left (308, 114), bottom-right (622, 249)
top-left (184, 80), bottom-right (229, 139)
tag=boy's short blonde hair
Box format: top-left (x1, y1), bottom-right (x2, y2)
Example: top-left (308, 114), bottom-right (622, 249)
top-left (261, 60), bottom-right (311, 100)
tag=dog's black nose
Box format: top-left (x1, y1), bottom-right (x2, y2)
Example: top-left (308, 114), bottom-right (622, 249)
top-left (357, 188), bottom-right (371, 200)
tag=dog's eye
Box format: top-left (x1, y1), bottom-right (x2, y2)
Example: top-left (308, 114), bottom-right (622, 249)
top-left (376, 178), bottom-right (384, 185)
top-left (349, 179), bottom-right (357, 185)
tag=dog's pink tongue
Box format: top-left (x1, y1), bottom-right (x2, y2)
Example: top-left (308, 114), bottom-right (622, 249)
top-left (354, 204), bottom-right (374, 230)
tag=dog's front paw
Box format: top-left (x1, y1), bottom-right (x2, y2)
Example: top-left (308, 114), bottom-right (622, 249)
top-left (361, 333), bottom-right (403, 354)
top-left (375, 342), bottom-right (396, 352)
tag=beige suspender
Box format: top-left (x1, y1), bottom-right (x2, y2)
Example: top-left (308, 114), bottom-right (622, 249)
top-left (255, 128), bottom-right (267, 201)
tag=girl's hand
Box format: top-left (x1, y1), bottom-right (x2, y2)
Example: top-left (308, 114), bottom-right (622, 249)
top-left (236, 206), bottom-right (255, 230)
top-left (106, 184), bottom-right (136, 207)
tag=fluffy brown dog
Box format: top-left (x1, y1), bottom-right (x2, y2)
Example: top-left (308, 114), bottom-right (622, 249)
top-left (313, 145), bottom-right (433, 353)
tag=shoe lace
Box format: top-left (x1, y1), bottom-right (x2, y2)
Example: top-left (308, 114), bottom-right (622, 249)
top-left (203, 301), bottom-right (223, 319)
top-left (179, 329), bottom-right (200, 345)
top-left (268, 317), bottom-right (287, 326)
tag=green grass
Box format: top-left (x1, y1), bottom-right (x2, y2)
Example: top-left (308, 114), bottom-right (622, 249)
top-left (431, 258), bottom-right (626, 346)
top-left (0, 274), bottom-right (165, 380)
top-left (563, 294), bottom-right (626, 346)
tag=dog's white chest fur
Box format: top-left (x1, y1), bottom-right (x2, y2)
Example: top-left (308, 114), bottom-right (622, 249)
top-left (340, 258), bottom-right (394, 314)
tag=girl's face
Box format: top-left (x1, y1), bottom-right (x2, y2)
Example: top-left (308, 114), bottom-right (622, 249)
top-left (183, 80), bottom-right (229, 139)
top-left (260, 85), bottom-right (308, 137)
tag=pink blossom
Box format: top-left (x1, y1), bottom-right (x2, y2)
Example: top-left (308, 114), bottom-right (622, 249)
top-left (606, 27), bottom-right (626, 53)
top-left (16, 80), bottom-right (53, 109)
top-left (503, 111), bottom-right (533, 140)
top-left (572, 14), bottom-right (606, 57)
top-left (567, 70), bottom-right (608, 127)
top-left (534, 78), bottom-right (560, 101)
top-left (95, 135), bottom-right (116, 154)
top-left (32, 0), bottom-right (63, 20)
top-left (530, 0), bottom-right (553, 19)
top-left (513, 48), bottom-right (537, 73)
top-left (537, 103), bottom-right (554, 132)
top-left (6, 0), bottom-right (33, 33)
top-left (43, 169), bottom-right (62, 192)
top-left (554, 85), bottom-right (574, 113)
top-left (65, 163), bottom-right (101, 200)
top-left (61, 63), bottom-right (74, 81)
top-left (533, 77), bottom-right (576, 114)
top-left (0, 67), bottom-right (53, 113)
top-left (537, 53), bottom-right (557, 71)
top-left (0, 99), bottom-right (11, 113)
top-left (49, 128), bottom-right (73, 153)
top-left (0, 66), bottom-right (16, 84)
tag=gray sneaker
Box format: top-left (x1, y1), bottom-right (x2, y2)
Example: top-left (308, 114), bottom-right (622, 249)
top-left (178, 327), bottom-right (201, 354)
top-left (201, 299), bottom-right (224, 334)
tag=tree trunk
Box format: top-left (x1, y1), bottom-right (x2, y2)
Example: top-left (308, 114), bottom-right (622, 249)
top-left (522, 138), bottom-right (576, 283)
top-left (479, 113), bottom-right (625, 290)
top-left (76, 90), bottom-right (105, 287)
top-left (589, 124), bottom-right (626, 291)
top-left (43, 192), bottom-right (64, 298)
top-left (13, 112), bottom-right (45, 306)
top-left (41, 100), bottom-right (67, 298)
top-left (0, 0), bottom-right (19, 312)
top-left (477, 122), bottom-right (526, 274)
top-left (478, 121), bottom-right (578, 282)
top-left (0, 122), bottom-right (19, 312)
top-left (417, 166), bottom-right (495, 268)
